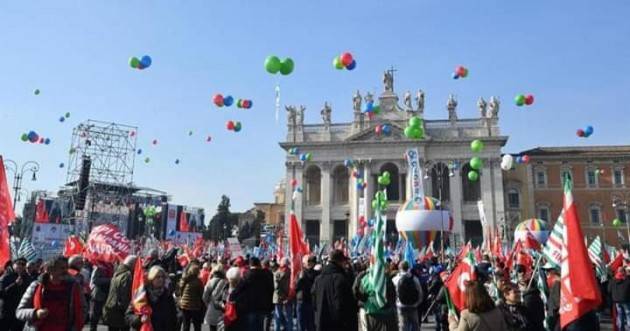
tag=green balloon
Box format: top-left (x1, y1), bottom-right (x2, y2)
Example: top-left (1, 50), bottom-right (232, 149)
top-left (404, 126), bottom-right (413, 138)
top-left (373, 106), bottom-right (381, 114)
top-left (144, 157), bottom-right (150, 163)
top-left (613, 218), bottom-right (622, 227)
top-left (65, 112), bottom-right (70, 118)
top-left (280, 58), bottom-right (294, 75)
top-left (413, 127), bottom-right (424, 139)
top-left (382, 171), bottom-right (390, 179)
top-left (471, 139), bottom-right (484, 153)
top-left (467, 170), bottom-right (479, 181)
top-left (470, 156), bottom-right (483, 170)
top-left (20, 133), bottom-right (28, 141)
top-left (514, 94), bottom-right (525, 106)
top-left (265, 56), bottom-right (282, 74)
top-left (237, 99), bottom-right (243, 108)
top-left (333, 56), bottom-right (344, 70)
top-left (378, 176), bottom-right (391, 186)
top-left (409, 116), bottom-right (422, 128)
top-left (33, 89), bottom-right (40, 95)
top-left (129, 57), bottom-right (140, 68)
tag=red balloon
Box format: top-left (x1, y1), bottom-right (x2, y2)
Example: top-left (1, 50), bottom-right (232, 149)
top-left (39, 137), bottom-right (44, 144)
top-left (226, 121), bottom-right (235, 130)
top-left (290, 179), bottom-right (298, 187)
top-left (213, 94), bottom-right (224, 107)
top-left (521, 155), bottom-right (530, 163)
top-left (576, 129), bottom-right (585, 137)
top-left (455, 65), bottom-right (466, 76)
top-left (375, 125), bottom-right (382, 135)
top-left (524, 94), bottom-right (534, 106)
top-left (367, 112), bottom-right (375, 120)
top-left (340, 52), bottom-right (354, 67)
top-left (242, 100), bottom-right (250, 109)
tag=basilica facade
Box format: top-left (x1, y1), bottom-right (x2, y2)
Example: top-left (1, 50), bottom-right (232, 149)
top-left (280, 71), bottom-right (508, 246)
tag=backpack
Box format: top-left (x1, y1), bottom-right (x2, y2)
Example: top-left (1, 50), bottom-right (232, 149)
top-left (397, 274), bottom-right (419, 305)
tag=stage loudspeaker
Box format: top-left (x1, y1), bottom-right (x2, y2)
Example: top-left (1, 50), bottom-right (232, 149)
top-left (75, 156), bottom-right (91, 210)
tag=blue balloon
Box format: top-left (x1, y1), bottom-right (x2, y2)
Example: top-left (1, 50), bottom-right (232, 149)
top-left (368, 219), bottom-right (375, 227)
top-left (515, 156), bottom-right (522, 164)
top-left (59, 163), bottom-right (64, 168)
top-left (346, 60), bottom-right (356, 70)
top-left (224, 95), bottom-right (234, 107)
top-left (382, 124), bottom-right (392, 135)
top-left (44, 138), bottom-right (51, 145)
top-left (344, 159), bottom-right (353, 167)
top-left (169, 229), bottom-right (176, 236)
top-left (137, 149), bottom-right (142, 155)
top-left (140, 55), bottom-right (152, 68)
top-left (585, 125), bottom-right (594, 135)
top-left (175, 159), bottom-right (180, 164)
top-left (247, 100), bottom-right (253, 108)
top-left (59, 117), bottom-right (65, 122)
top-left (452, 73), bottom-right (460, 79)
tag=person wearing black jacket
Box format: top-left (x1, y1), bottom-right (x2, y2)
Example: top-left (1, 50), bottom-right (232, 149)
top-left (312, 250), bottom-right (357, 331)
top-left (235, 257), bottom-right (274, 331)
top-left (521, 285), bottom-right (546, 331)
top-left (296, 255), bottom-right (319, 331)
top-left (0, 258), bottom-right (30, 331)
top-left (609, 266), bottom-right (630, 331)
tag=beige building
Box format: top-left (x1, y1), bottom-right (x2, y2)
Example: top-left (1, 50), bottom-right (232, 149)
top-left (503, 146), bottom-right (630, 246)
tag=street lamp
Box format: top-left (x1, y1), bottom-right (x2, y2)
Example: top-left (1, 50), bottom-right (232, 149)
top-left (424, 161), bottom-right (455, 261)
top-left (3, 159), bottom-right (40, 211)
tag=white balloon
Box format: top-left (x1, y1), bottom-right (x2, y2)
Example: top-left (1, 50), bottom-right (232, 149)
top-left (501, 154), bottom-right (514, 171)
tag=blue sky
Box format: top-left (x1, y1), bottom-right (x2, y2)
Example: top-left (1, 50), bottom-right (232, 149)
top-left (1, 0), bottom-right (629, 215)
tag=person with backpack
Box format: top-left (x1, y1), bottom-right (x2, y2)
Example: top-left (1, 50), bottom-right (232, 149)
top-left (393, 261), bottom-right (423, 331)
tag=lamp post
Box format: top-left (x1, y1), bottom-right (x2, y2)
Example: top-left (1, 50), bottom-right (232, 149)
top-left (425, 161), bottom-right (455, 261)
top-left (3, 159), bottom-right (40, 211)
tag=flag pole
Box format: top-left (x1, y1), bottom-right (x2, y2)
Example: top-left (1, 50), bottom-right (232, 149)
top-left (527, 252), bottom-right (543, 290)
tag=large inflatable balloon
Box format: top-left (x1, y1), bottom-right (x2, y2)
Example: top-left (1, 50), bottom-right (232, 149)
top-left (396, 197), bottom-right (453, 248)
top-left (514, 218), bottom-right (549, 245)
top-left (501, 154), bottom-right (514, 171)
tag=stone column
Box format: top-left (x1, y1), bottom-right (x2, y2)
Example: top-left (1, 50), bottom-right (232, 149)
top-left (320, 162), bottom-right (332, 244)
top-left (490, 158), bottom-right (506, 235)
top-left (449, 161), bottom-right (464, 242)
top-left (479, 158), bottom-right (495, 243)
top-left (364, 162), bottom-right (374, 220)
top-left (349, 163), bottom-right (359, 239)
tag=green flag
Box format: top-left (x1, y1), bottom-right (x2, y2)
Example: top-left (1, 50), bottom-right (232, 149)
top-left (361, 190), bottom-right (387, 313)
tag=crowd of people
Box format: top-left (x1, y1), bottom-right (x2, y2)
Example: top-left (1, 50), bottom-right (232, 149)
top-left (0, 247), bottom-right (622, 331)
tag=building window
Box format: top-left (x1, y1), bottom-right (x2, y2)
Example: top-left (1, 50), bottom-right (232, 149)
top-left (507, 189), bottom-right (520, 209)
top-left (333, 219), bottom-right (348, 242)
top-left (431, 163), bottom-right (451, 202)
top-left (617, 209), bottom-right (627, 224)
top-left (589, 205), bottom-right (601, 225)
top-left (462, 163), bottom-right (481, 202)
top-left (614, 168), bottom-right (625, 187)
top-left (537, 203), bottom-right (551, 222)
top-left (305, 166), bottom-right (321, 206)
top-left (332, 166), bottom-right (349, 205)
top-left (586, 168), bottom-right (598, 188)
top-left (535, 168), bottom-right (547, 187)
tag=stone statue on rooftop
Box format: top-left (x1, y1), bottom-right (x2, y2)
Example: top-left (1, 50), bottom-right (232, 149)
top-left (285, 105), bottom-right (296, 126)
top-left (296, 105), bottom-right (305, 126)
top-left (383, 70), bottom-right (393, 92)
top-left (364, 92), bottom-right (374, 105)
top-left (353, 90), bottom-right (362, 113)
top-left (403, 90), bottom-right (413, 111)
top-left (447, 94), bottom-right (458, 121)
top-left (321, 102), bottom-right (332, 126)
top-left (416, 89), bottom-right (425, 114)
top-left (489, 96), bottom-right (500, 118)
top-left (477, 97), bottom-right (487, 118)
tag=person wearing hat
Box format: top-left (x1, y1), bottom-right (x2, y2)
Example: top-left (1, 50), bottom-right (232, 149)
top-left (296, 255), bottom-right (319, 331)
top-left (312, 249), bottom-right (356, 331)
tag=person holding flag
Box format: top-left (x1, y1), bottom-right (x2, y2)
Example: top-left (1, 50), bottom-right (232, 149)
top-left (447, 280), bottom-right (507, 331)
top-left (126, 264), bottom-right (178, 331)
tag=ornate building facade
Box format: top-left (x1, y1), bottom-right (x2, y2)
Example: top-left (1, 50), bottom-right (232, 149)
top-left (280, 71), bottom-right (508, 246)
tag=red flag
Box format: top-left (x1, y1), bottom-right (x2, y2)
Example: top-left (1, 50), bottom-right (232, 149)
top-left (506, 240), bottom-right (522, 272)
top-left (0, 156), bottom-right (15, 269)
top-left (445, 251), bottom-right (476, 311)
top-left (179, 211), bottom-right (189, 233)
top-left (35, 199), bottom-right (49, 223)
top-left (456, 241), bottom-right (472, 262)
top-left (131, 258), bottom-right (153, 331)
top-left (524, 231), bottom-right (541, 250)
top-left (609, 252), bottom-right (624, 272)
top-left (289, 212), bottom-right (308, 297)
top-left (192, 237), bottom-right (205, 259)
top-left (63, 235), bottom-right (85, 257)
top-left (560, 179), bottom-right (602, 329)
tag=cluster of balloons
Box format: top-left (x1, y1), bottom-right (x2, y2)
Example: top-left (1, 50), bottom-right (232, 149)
top-left (226, 121), bottom-right (242, 132)
top-left (20, 131), bottom-right (51, 145)
top-left (576, 125), bottom-right (594, 138)
top-left (500, 154), bottom-right (531, 171)
top-left (344, 159), bottom-right (355, 168)
top-left (59, 112), bottom-right (70, 122)
top-left (129, 55), bottom-right (152, 70)
top-left (333, 52), bottom-right (356, 70)
top-left (363, 102), bottom-right (381, 114)
top-left (514, 94), bottom-right (535, 107)
top-left (213, 94), bottom-right (253, 109)
top-left (375, 124), bottom-right (392, 136)
top-left (236, 99), bottom-right (253, 109)
top-left (452, 65), bottom-right (469, 79)
top-left (613, 218), bottom-right (623, 227)
top-left (467, 139), bottom-right (484, 181)
top-left (356, 177), bottom-right (367, 190)
top-left (288, 147), bottom-right (300, 155)
top-left (516, 155), bottom-right (530, 164)
top-left (265, 56), bottom-right (294, 75)
top-left (377, 171), bottom-right (391, 186)
top-left (404, 116), bottom-right (424, 139)
top-left (299, 153), bottom-right (312, 162)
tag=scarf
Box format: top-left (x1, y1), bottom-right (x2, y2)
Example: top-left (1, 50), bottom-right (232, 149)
top-left (33, 278), bottom-right (84, 331)
top-left (147, 286), bottom-right (164, 303)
